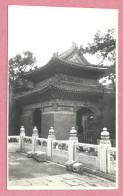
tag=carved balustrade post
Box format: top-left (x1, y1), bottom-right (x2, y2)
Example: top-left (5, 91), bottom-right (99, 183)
top-left (32, 126), bottom-right (38, 152)
top-left (98, 127), bottom-right (111, 173)
top-left (47, 127), bottom-right (55, 158)
top-left (68, 127), bottom-right (78, 161)
top-left (20, 126), bottom-right (25, 151)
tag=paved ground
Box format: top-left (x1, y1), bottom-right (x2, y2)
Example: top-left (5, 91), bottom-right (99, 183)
top-left (8, 151), bottom-right (116, 189)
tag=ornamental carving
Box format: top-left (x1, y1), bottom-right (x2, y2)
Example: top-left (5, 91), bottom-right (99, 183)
top-left (110, 161), bottom-right (116, 174)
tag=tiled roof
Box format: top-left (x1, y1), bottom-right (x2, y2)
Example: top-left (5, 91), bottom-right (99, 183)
top-left (50, 83), bottom-right (103, 94)
top-left (24, 44), bottom-right (107, 79)
top-left (14, 83), bottom-right (103, 100)
top-left (53, 57), bottom-right (106, 72)
top-left (58, 43), bottom-right (91, 65)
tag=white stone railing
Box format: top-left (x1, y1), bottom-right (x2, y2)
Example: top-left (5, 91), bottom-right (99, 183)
top-left (8, 126), bottom-right (116, 176)
top-left (74, 142), bottom-right (99, 170)
top-left (51, 140), bottom-right (69, 165)
top-left (8, 136), bottom-right (20, 142)
top-left (35, 138), bottom-right (48, 153)
top-left (107, 147), bottom-right (116, 174)
top-left (36, 138), bottom-right (48, 145)
top-left (52, 140), bottom-right (69, 151)
top-left (22, 136), bottom-right (32, 152)
top-left (75, 142), bottom-right (99, 156)
top-left (8, 136), bottom-right (20, 152)
top-left (75, 143), bottom-right (99, 153)
top-left (23, 136), bottom-right (32, 144)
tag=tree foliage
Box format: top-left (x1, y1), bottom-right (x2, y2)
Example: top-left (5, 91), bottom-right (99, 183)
top-left (9, 51), bottom-right (37, 85)
top-left (80, 29), bottom-right (116, 140)
top-left (81, 29), bottom-right (116, 91)
top-left (9, 51), bottom-right (37, 135)
top-left (81, 29), bottom-right (116, 65)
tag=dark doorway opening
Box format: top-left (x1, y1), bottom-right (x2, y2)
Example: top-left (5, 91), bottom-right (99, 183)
top-left (76, 107), bottom-right (94, 143)
top-left (33, 109), bottom-right (42, 137)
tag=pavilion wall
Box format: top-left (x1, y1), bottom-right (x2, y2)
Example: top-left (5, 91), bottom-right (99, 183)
top-left (20, 109), bottom-right (33, 136)
top-left (41, 112), bottom-right (54, 138)
top-left (54, 111), bottom-right (76, 140)
top-left (18, 97), bottom-right (102, 142)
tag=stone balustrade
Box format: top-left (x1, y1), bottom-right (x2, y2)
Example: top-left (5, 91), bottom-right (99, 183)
top-left (23, 136), bottom-right (32, 143)
top-left (52, 140), bottom-right (69, 151)
top-left (22, 136), bottom-right (32, 153)
top-left (51, 140), bottom-right (69, 165)
top-left (75, 142), bottom-right (99, 156)
top-left (8, 136), bottom-right (20, 152)
top-left (74, 142), bottom-right (99, 170)
top-left (8, 136), bottom-right (20, 142)
top-left (35, 138), bottom-right (48, 153)
top-left (8, 126), bottom-right (116, 177)
top-left (107, 146), bottom-right (116, 174)
top-left (36, 138), bottom-right (48, 146)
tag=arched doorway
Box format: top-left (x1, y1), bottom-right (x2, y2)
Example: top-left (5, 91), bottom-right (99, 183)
top-left (33, 109), bottom-right (42, 137)
top-left (76, 107), bottom-right (94, 143)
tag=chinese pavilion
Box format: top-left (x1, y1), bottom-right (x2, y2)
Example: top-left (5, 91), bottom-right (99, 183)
top-left (14, 43), bottom-right (107, 143)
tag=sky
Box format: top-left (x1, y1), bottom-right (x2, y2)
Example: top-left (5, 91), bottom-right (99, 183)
top-left (8, 6), bottom-right (118, 67)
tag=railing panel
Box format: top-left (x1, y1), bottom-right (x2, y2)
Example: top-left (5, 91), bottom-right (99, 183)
top-left (75, 142), bottom-right (99, 170)
top-left (8, 136), bottom-right (20, 141)
top-left (35, 138), bottom-right (48, 153)
top-left (8, 136), bottom-right (20, 152)
top-left (107, 147), bottom-right (116, 175)
top-left (51, 140), bottom-right (69, 165)
top-left (53, 140), bottom-right (68, 151)
top-left (23, 136), bottom-right (32, 153)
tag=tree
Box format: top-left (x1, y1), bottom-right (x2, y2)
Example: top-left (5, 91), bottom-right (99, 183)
top-left (9, 51), bottom-right (37, 85)
top-left (80, 29), bottom-right (116, 142)
top-left (9, 51), bottom-right (37, 135)
top-left (81, 29), bottom-right (116, 65)
top-left (80, 29), bottom-right (116, 92)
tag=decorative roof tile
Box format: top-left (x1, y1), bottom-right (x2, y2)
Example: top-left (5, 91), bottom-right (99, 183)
top-left (24, 44), bottom-right (107, 80)
top-left (14, 83), bottom-right (103, 100)
top-left (58, 42), bottom-right (91, 65)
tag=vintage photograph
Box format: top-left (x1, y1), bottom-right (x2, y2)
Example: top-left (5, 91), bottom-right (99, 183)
top-left (8, 6), bottom-right (118, 189)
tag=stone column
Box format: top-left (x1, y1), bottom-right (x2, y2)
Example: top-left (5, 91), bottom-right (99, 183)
top-left (47, 127), bottom-right (55, 158)
top-left (98, 127), bottom-right (111, 173)
top-left (32, 126), bottom-right (39, 152)
top-left (20, 126), bottom-right (25, 151)
top-left (68, 127), bottom-right (78, 161)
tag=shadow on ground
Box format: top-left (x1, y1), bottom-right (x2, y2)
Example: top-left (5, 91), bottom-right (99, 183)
top-left (8, 151), bottom-right (116, 188)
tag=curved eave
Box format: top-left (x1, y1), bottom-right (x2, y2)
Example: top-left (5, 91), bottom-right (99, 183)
top-left (23, 57), bottom-right (107, 82)
top-left (55, 57), bottom-right (106, 71)
top-left (51, 85), bottom-right (103, 95)
top-left (14, 84), bottom-right (103, 101)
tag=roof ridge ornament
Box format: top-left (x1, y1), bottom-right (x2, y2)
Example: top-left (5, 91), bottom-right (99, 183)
top-left (79, 45), bottom-right (84, 53)
top-left (72, 42), bottom-right (78, 49)
top-left (53, 52), bottom-right (58, 57)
